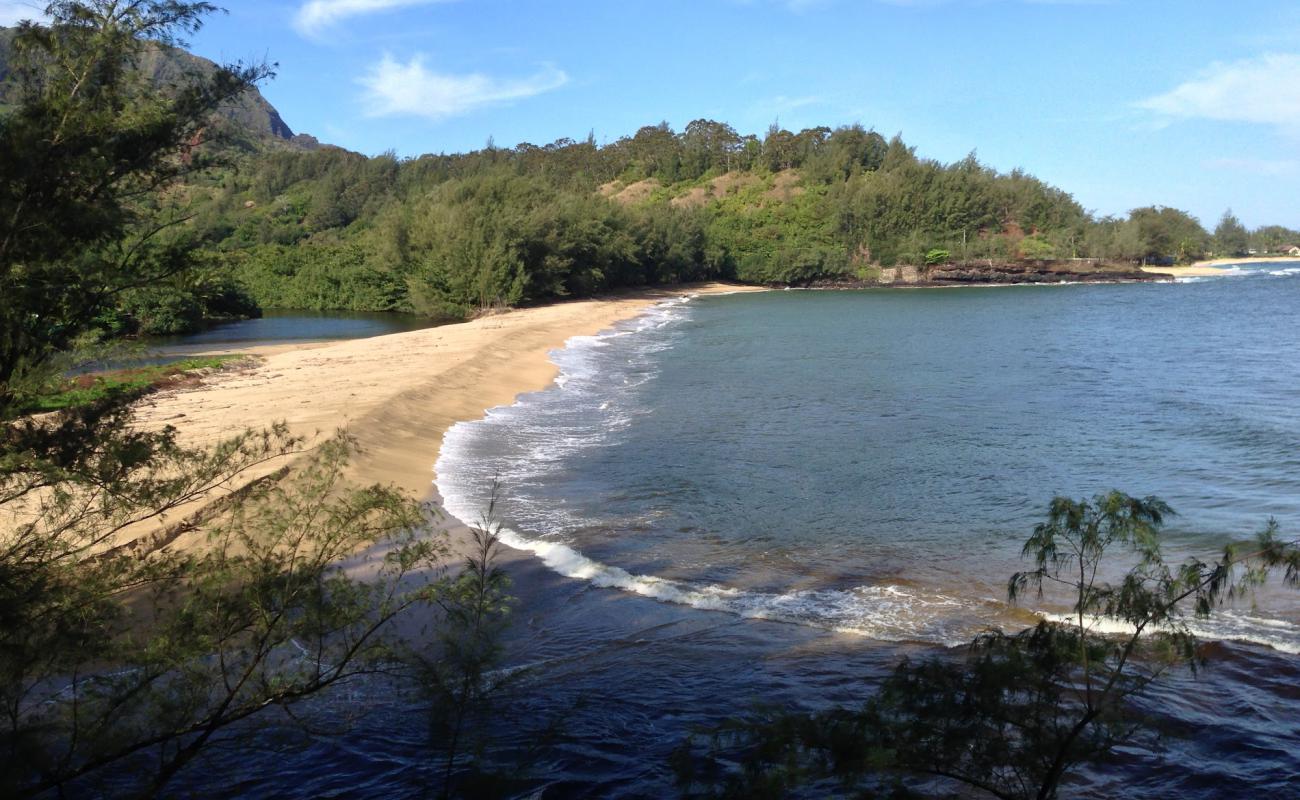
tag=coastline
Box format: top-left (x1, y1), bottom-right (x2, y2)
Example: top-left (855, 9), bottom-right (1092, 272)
top-left (1189, 255), bottom-right (1300, 268)
top-left (131, 282), bottom-right (765, 554)
top-left (1141, 265), bottom-right (1232, 277)
top-left (1148, 256), bottom-right (1300, 278)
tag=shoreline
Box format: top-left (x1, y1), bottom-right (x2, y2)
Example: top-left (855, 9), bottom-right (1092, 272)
top-left (1148, 256), bottom-right (1300, 278)
top-left (1141, 265), bottom-right (1232, 277)
top-left (132, 283), bottom-right (765, 554)
top-left (1189, 255), bottom-right (1300, 268)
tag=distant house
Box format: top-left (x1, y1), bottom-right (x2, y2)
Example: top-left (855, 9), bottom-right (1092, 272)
top-left (1282, 245), bottom-right (1300, 256)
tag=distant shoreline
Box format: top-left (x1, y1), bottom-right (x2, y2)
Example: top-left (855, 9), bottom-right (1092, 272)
top-left (1141, 256), bottom-right (1300, 278)
top-left (1142, 265), bottom-right (1231, 277)
top-left (1189, 256), bottom-right (1300, 268)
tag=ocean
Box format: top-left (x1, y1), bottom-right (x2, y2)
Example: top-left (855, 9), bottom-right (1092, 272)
top-left (193, 268), bottom-right (1300, 797)
top-left (430, 268), bottom-right (1300, 796)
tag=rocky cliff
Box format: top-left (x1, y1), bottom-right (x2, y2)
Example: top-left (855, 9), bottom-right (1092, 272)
top-left (0, 26), bottom-right (319, 151)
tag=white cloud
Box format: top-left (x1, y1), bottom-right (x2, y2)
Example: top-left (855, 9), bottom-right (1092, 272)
top-left (359, 54), bottom-right (567, 121)
top-left (1137, 53), bottom-right (1300, 131)
top-left (293, 0), bottom-right (451, 38)
top-left (0, 1), bottom-right (46, 26)
top-left (1205, 157), bottom-right (1300, 177)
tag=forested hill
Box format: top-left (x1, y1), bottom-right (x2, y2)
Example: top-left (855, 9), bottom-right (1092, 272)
top-left (0, 26), bottom-right (320, 151)
top-left (179, 119), bottom-right (1297, 323)
top-left (7, 28), bottom-right (1297, 330)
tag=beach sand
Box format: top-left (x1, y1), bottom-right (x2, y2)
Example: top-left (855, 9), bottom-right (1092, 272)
top-left (1189, 256), bottom-right (1300, 268)
top-left (1144, 260), bottom-right (1300, 282)
top-left (1141, 265), bottom-right (1234, 277)
top-left (131, 283), bottom-right (764, 553)
top-left (1143, 258), bottom-right (1300, 278)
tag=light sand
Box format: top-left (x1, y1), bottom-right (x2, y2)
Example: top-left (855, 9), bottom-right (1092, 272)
top-left (1189, 256), bottom-right (1300, 268)
top-left (130, 283), bottom-right (764, 551)
top-left (1144, 257), bottom-right (1300, 278)
top-left (1141, 265), bottom-right (1233, 278)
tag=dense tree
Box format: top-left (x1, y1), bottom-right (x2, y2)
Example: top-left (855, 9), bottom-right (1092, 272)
top-left (1127, 206), bottom-right (1209, 265)
top-left (0, 0), bottom-right (269, 412)
top-left (1213, 209), bottom-right (1250, 257)
top-left (0, 6), bottom-right (511, 796)
top-left (1250, 224), bottom-right (1300, 254)
top-left (18, 31), bottom-right (1279, 319)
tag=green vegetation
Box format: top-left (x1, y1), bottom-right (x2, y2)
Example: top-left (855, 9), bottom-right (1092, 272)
top-left (673, 493), bottom-right (1300, 800)
top-left (4, 4), bottom-right (1299, 798)
top-left (0, 5), bottom-right (517, 797)
top-left (1214, 209), bottom-right (1251, 258)
top-left (157, 123), bottom-right (1300, 320)
top-left (0, 0), bottom-right (268, 410)
top-left (18, 355), bottom-right (242, 413)
top-left (8, 21), bottom-right (1298, 326)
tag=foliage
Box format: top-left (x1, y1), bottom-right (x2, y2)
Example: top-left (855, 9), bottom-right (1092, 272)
top-left (230, 242), bottom-right (407, 312)
top-left (674, 492), bottom-right (1300, 800)
top-left (0, 0), bottom-right (270, 413)
top-left (1018, 235), bottom-right (1057, 260)
top-left (0, 423), bottom-right (447, 797)
top-left (17, 355), bottom-right (240, 413)
top-left (924, 248), bottom-right (950, 266)
top-left (0, 7), bottom-right (503, 798)
top-left (180, 118), bottom-right (1234, 311)
top-left (1249, 224), bottom-right (1300, 254)
top-left (111, 266), bottom-right (261, 335)
top-left (1213, 209), bottom-right (1250, 257)
top-left (1125, 206), bottom-right (1210, 265)
top-left (414, 487), bottom-right (516, 798)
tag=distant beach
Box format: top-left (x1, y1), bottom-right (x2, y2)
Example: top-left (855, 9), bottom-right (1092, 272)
top-left (1190, 255), bottom-right (1300, 268)
top-left (1141, 257), bottom-right (1300, 278)
top-left (1142, 265), bottom-right (1233, 277)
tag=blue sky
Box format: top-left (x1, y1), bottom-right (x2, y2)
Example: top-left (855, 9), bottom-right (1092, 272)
top-left (4, 0), bottom-right (1299, 228)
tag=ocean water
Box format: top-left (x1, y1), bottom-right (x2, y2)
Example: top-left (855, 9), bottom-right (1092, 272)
top-left (428, 267), bottom-right (1300, 796)
top-left (186, 268), bottom-right (1300, 798)
top-left (438, 273), bottom-right (1300, 653)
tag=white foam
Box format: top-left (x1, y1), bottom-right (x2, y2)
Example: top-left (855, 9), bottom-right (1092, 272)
top-left (1043, 610), bottom-right (1300, 655)
top-left (441, 484), bottom-right (979, 645)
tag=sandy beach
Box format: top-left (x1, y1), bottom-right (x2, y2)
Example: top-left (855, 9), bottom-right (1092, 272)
top-left (1144, 256), bottom-right (1300, 277)
top-left (1141, 265), bottom-right (1233, 277)
top-left (131, 283), bottom-right (763, 551)
top-left (1189, 256), bottom-right (1300, 268)
top-left (1142, 257), bottom-right (1300, 278)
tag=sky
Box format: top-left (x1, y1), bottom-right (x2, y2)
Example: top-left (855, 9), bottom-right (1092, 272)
top-left (3, 0), bottom-right (1299, 228)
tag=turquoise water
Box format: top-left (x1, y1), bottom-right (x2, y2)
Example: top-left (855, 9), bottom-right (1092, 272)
top-left (438, 272), bottom-right (1300, 651)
